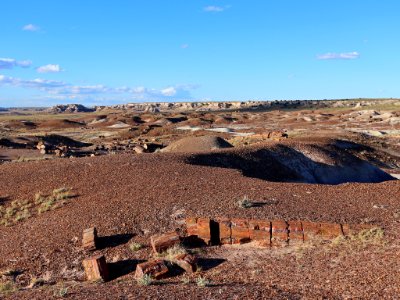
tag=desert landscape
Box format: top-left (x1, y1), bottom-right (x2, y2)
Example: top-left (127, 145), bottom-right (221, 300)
top-left (1, 99), bottom-right (400, 299)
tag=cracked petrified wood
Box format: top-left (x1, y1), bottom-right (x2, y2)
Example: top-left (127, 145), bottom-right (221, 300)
top-left (185, 217), bottom-right (378, 247)
top-left (82, 255), bottom-right (109, 282)
top-left (150, 231), bottom-right (181, 254)
top-left (135, 260), bottom-right (169, 279)
top-left (174, 254), bottom-right (198, 273)
top-left (82, 227), bottom-right (98, 251)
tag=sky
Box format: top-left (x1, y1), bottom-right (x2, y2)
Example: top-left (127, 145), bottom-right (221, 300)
top-left (1, 0), bottom-right (400, 107)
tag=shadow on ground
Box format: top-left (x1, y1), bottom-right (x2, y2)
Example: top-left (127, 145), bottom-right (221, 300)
top-left (186, 142), bottom-right (396, 185)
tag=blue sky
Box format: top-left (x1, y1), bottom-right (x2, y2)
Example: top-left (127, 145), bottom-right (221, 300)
top-left (1, 0), bottom-right (400, 107)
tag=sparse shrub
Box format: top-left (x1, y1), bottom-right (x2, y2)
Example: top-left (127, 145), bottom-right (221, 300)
top-left (137, 274), bottom-right (153, 286)
top-left (164, 244), bottom-right (188, 261)
top-left (181, 275), bottom-right (190, 285)
top-left (196, 276), bottom-right (210, 287)
top-left (0, 281), bottom-right (15, 294)
top-left (129, 242), bottom-right (143, 252)
top-left (236, 195), bottom-right (254, 209)
top-left (54, 285), bottom-right (68, 298)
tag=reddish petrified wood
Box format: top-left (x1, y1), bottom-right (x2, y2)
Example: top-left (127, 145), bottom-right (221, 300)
top-left (82, 227), bottom-right (98, 251)
top-left (135, 260), bottom-right (169, 279)
top-left (271, 220), bottom-right (288, 246)
top-left (319, 222), bottom-right (343, 239)
top-left (82, 255), bottom-right (109, 282)
top-left (302, 221), bottom-right (321, 241)
top-left (217, 217), bottom-right (232, 245)
top-left (196, 218), bottom-right (212, 245)
top-left (186, 217), bottom-right (198, 237)
top-left (231, 219), bottom-right (251, 244)
top-left (248, 219), bottom-right (271, 246)
top-left (174, 254), bottom-right (197, 273)
top-left (288, 221), bottom-right (303, 244)
top-left (150, 231), bottom-right (181, 254)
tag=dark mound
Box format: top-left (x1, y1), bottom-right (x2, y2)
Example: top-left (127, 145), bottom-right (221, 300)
top-left (186, 141), bottom-right (395, 184)
top-left (41, 134), bottom-right (92, 148)
top-left (161, 135), bottom-right (233, 153)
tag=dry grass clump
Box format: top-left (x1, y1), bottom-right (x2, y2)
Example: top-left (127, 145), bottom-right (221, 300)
top-left (236, 195), bottom-right (254, 209)
top-left (330, 227), bottom-right (385, 250)
top-left (136, 274), bottom-right (153, 286)
top-left (0, 281), bottom-right (15, 295)
top-left (196, 276), bottom-right (210, 287)
top-left (129, 242), bottom-right (143, 252)
top-left (0, 187), bottom-right (74, 226)
top-left (164, 244), bottom-right (188, 261)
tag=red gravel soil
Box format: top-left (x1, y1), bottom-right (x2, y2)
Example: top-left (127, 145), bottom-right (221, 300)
top-left (0, 144), bottom-right (399, 299)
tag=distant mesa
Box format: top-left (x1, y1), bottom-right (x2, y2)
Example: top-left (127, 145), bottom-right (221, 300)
top-left (161, 135), bottom-right (233, 153)
top-left (0, 107), bottom-right (8, 112)
top-left (46, 104), bottom-right (95, 113)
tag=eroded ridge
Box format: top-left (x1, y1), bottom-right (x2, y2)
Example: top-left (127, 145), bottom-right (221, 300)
top-left (185, 217), bottom-right (377, 247)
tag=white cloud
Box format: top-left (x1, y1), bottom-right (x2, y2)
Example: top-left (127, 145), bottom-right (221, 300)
top-left (181, 44), bottom-right (189, 49)
top-left (22, 24), bottom-right (40, 31)
top-left (317, 51), bottom-right (360, 60)
top-left (0, 73), bottom-right (198, 101)
top-left (0, 58), bottom-right (32, 69)
top-left (204, 5), bottom-right (228, 12)
top-left (161, 87), bottom-right (177, 96)
top-left (36, 64), bottom-right (63, 73)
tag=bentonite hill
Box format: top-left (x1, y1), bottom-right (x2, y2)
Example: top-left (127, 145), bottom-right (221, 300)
top-left (0, 99), bottom-right (400, 299)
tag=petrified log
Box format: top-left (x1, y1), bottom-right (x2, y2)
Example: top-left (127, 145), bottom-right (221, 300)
top-left (231, 219), bottom-right (250, 244)
top-left (82, 227), bottom-right (98, 251)
top-left (197, 218), bottom-right (212, 245)
top-left (186, 217), bottom-right (198, 237)
top-left (150, 231), bottom-right (181, 254)
top-left (271, 220), bottom-right (288, 247)
top-left (217, 218), bottom-right (232, 245)
top-left (174, 254), bottom-right (197, 273)
top-left (319, 222), bottom-right (343, 240)
top-left (249, 219), bottom-right (271, 247)
top-left (135, 260), bottom-right (169, 279)
top-left (288, 221), bottom-right (304, 245)
top-left (302, 221), bottom-right (321, 241)
top-left (82, 255), bottom-right (109, 282)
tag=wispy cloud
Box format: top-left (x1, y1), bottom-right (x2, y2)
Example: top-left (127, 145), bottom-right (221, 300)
top-left (22, 24), bottom-right (40, 32)
top-left (0, 58), bottom-right (32, 69)
top-left (181, 44), bottom-right (189, 49)
top-left (203, 5), bottom-right (230, 12)
top-left (317, 51), bottom-right (360, 60)
top-left (0, 74), bottom-right (198, 102)
top-left (36, 64), bottom-right (63, 73)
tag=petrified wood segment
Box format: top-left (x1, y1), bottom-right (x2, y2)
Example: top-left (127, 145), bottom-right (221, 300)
top-left (186, 217), bottom-right (198, 237)
top-left (197, 218), bottom-right (212, 245)
top-left (288, 221), bottom-right (303, 244)
top-left (82, 227), bottom-right (98, 251)
top-left (174, 254), bottom-right (197, 273)
top-left (135, 260), bottom-right (169, 279)
top-left (319, 222), bottom-right (343, 239)
top-left (82, 255), bottom-right (109, 282)
top-left (271, 220), bottom-right (288, 246)
top-left (302, 221), bottom-right (321, 241)
top-left (150, 231), bottom-right (181, 254)
top-left (249, 219), bottom-right (271, 246)
top-left (231, 219), bottom-right (250, 244)
top-left (217, 217), bottom-right (232, 245)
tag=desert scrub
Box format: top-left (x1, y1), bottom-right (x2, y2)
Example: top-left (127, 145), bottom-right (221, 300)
top-left (196, 276), bottom-right (210, 287)
top-left (129, 242), bottom-right (143, 252)
top-left (158, 244), bottom-right (188, 261)
top-left (0, 187), bottom-right (75, 227)
top-left (0, 281), bottom-right (15, 295)
top-left (236, 195), bottom-right (254, 208)
top-left (136, 274), bottom-right (153, 286)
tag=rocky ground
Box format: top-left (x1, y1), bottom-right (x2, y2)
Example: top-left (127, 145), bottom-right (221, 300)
top-left (0, 100), bottom-right (400, 299)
